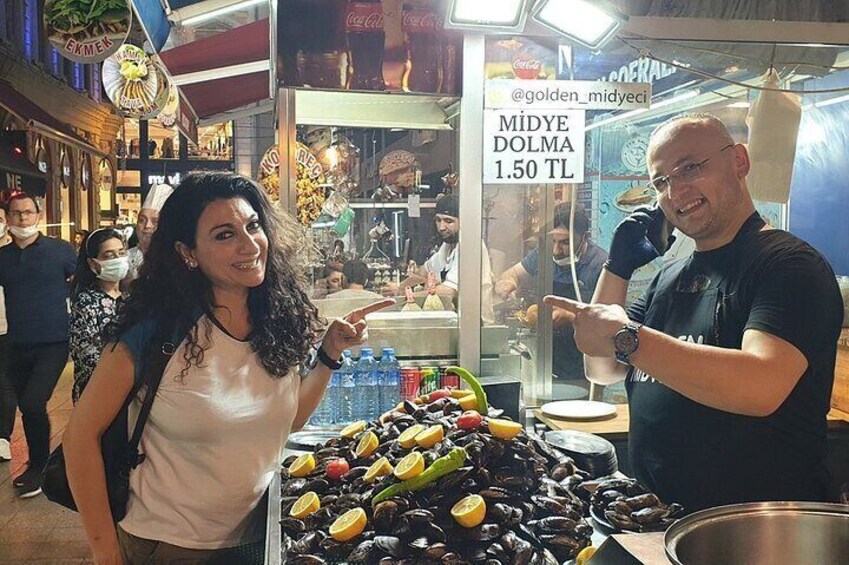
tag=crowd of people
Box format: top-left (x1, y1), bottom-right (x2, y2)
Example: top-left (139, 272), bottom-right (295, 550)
top-left (0, 113), bottom-right (843, 562)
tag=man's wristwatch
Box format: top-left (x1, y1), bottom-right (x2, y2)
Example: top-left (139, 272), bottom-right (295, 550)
top-left (613, 322), bottom-right (642, 365)
top-left (317, 346), bottom-right (343, 370)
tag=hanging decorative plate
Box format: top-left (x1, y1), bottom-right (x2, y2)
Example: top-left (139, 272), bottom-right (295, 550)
top-left (158, 86), bottom-right (180, 128)
top-left (45, 0), bottom-right (132, 64)
top-left (102, 45), bottom-right (170, 119)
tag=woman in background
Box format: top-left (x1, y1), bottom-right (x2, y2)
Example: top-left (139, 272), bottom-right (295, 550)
top-left (69, 228), bottom-right (128, 403)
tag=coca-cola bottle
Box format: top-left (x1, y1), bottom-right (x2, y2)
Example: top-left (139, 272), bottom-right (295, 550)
top-left (440, 31), bottom-right (462, 94)
top-left (347, 0), bottom-right (386, 91)
top-left (285, 0), bottom-right (349, 88)
top-left (381, 0), bottom-right (409, 91)
top-left (404, 3), bottom-right (441, 93)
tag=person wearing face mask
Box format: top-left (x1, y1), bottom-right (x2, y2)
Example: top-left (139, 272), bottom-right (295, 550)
top-left (124, 183), bottom-right (174, 288)
top-left (0, 192), bottom-right (77, 498)
top-left (495, 202), bottom-right (607, 382)
top-left (0, 207), bottom-right (12, 463)
top-left (69, 229), bottom-right (128, 403)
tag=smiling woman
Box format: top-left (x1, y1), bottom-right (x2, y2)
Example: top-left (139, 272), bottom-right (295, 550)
top-left (62, 171), bottom-right (392, 562)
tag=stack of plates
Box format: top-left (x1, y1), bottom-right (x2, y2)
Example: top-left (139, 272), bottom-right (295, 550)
top-left (544, 430), bottom-right (618, 479)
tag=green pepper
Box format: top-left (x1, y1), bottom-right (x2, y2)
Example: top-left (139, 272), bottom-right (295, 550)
top-left (372, 447), bottom-right (467, 506)
top-left (446, 366), bottom-right (488, 415)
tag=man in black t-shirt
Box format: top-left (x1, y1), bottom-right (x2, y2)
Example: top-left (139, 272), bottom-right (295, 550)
top-left (545, 113), bottom-right (843, 511)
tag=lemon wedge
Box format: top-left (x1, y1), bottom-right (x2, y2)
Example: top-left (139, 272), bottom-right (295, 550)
top-left (330, 507), bottom-right (367, 542)
top-left (289, 491), bottom-right (320, 519)
top-left (394, 451), bottom-right (425, 481)
top-left (364, 457), bottom-right (394, 483)
top-left (397, 424), bottom-right (425, 449)
top-left (288, 453), bottom-right (316, 478)
top-left (414, 424), bottom-right (444, 448)
top-left (451, 494), bottom-right (486, 528)
top-left (354, 430), bottom-right (379, 458)
top-left (341, 420), bottom-right (367, 439)
top-left (488, 418), bottom-right (523, 440)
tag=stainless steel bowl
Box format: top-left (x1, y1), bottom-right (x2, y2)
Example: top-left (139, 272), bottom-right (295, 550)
top-left (665, 502), bottom-right (849, 565)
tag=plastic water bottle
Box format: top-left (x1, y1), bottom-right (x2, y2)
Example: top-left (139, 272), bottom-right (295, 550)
top-left (353, 348), bottom-right (380, 421)
top-left (336, 350), bottom-right (355, 425)
top-left (310, 381), bottom-right (334, 426)
top-left (379, 348), bottom-right (401, 413)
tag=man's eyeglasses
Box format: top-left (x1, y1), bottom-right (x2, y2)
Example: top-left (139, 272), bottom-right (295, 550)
top-left (8, 210), bottom-right (38, 220)
top-left (648, 144), bottom-right (735, 194)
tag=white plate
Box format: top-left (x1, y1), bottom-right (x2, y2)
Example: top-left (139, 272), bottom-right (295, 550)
top-left (541, 400), bottom-right (617, 421)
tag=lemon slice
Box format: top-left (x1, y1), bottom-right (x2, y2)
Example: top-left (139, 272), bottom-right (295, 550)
top-left (330, 507), bottom-right (367, 542)
top-left (364, 457), bottom-right (394, 483)
top-left (341, 420), bottom-right (367, 439)
top-left (397, 424), bottom-right (425, 449)
top-left (451, 494), bottom-right (486, 528)
top-left (458, 394), bottom-right (479, 411)
top-left (450, 389), bottom-right (474, 399)
top-left (415, 424), bottom-right (444, 448)
top-left (289, 491), bottom-right (320, 519)
top-left (355, 430), bottom-right (379, 458)
top-left (488, 418), bottom-right (523, 440)
top-left (394, 451), bottom-right (425, 480)
top-left (576, 545), bottom-right (597, 565)
top-left (288, 453), bottom-right (316, 478)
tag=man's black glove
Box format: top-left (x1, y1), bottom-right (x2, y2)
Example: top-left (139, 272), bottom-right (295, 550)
top-left (604, 205), bottom-right (675, 280)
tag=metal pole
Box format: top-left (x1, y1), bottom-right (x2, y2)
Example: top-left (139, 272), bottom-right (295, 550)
top-left (277, 87), bottom-right (297, 216)
top-left (457, 33), bottom-right (485, 374)
top-left (535, 187), bottom-right (555, 405)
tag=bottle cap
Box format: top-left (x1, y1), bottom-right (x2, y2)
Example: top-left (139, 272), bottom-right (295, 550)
top-left (361, 348), bottom-right (373, 356)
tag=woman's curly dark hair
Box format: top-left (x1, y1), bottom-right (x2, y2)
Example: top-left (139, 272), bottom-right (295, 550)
top-left (110, 171), bottom-right (323, 378)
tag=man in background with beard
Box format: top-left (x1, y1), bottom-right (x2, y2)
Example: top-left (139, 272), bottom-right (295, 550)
top-left (385, 194), bottom-right (494, 323)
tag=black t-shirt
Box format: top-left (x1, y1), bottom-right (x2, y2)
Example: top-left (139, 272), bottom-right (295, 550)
top-left (626, 214), bottom-right (843, 511)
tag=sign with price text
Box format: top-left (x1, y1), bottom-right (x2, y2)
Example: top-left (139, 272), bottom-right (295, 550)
top-left (483, 80), bottom-right (651, 184)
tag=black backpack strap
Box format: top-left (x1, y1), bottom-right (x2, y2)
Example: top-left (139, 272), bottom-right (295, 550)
top-left (124, 324), bottom-right (184, 471)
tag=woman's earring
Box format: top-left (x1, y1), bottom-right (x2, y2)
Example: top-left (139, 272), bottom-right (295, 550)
top-left (185, 259), bottom-right (196, 270)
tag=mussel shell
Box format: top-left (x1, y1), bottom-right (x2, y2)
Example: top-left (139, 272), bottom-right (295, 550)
top-left (373, 535), bottom-right (405, 557)
top-left (346, 540), bottom-right (375, 563)
top-left (288, 555), bottom-right (327, 565)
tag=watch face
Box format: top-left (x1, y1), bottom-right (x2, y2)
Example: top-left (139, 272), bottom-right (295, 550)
top-left (615, 329), bottom-right (639, 355)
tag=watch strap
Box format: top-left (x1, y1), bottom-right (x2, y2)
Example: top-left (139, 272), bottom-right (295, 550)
top-left (317, 346), bottom-right (343, 370)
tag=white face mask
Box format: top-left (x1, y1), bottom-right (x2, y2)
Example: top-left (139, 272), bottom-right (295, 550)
top-left (0, 222), bottom-right (6, 238)
top-left (94, 257), bottom-right (130, 282)
top-left (553, 255), bottom-right (576, 267)
top-left (9, 225), bottom-right (39, 240)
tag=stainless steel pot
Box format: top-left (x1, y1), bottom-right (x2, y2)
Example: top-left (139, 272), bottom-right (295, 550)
top-left (665, 502), bottom-right (849, 565)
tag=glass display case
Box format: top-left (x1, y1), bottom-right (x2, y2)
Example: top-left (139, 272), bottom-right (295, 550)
top-left (276, 36), bottom-right (849, 417)
top-left (274, 89), bottom-right (512, 421)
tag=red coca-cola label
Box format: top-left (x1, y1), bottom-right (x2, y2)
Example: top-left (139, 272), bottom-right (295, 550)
top-left (402, 9), bottom-right (441, 33)
top-left (512, 55), bottom-right (542, 80)
top-left (346, 2), bottom-right (384, 32)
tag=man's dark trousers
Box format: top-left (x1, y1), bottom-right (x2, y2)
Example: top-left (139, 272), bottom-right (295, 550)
top-left (6, 342), bottom-right (69, 470)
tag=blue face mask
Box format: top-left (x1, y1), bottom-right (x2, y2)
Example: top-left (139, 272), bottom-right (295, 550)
top-left (94, 257), bottom-right (129, 282)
